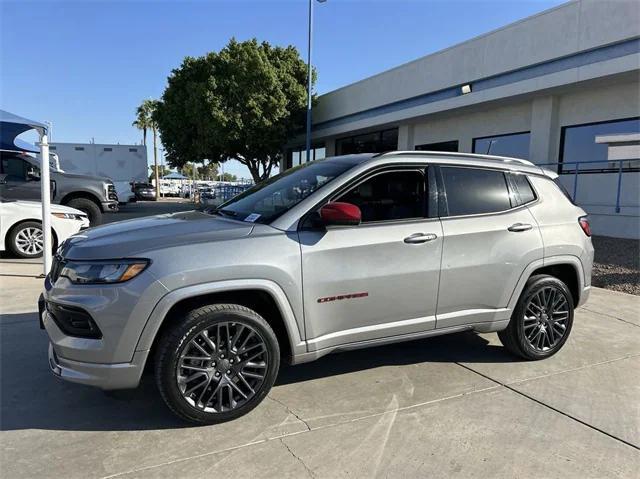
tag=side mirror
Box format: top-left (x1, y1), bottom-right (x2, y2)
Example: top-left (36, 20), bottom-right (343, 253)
top-left (319, 202), bottom-right (361, 226)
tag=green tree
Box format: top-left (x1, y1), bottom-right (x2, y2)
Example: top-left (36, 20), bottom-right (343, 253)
top-left (154, 38), bottom-right (313, 183)
top-left (134, 99), bottom-right (161, 199)
top-left (220, 172), bottom-right (238, 182)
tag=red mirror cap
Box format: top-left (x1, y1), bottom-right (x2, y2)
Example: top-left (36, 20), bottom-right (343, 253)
top-left (320, 202), bottom-right (361, 226)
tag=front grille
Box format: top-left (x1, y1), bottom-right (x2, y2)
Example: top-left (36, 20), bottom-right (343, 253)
top-left (47, 301), bottom-right (102, 339)
top-left (107, 184), bottom-right (118, 201)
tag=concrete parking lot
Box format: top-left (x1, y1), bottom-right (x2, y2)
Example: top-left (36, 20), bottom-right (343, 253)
top-left (1, 202), bottom-right (639, 478)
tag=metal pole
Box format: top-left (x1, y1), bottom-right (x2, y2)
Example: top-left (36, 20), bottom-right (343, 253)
top-left (305, 0), bottom-right (314, 164)
top-left (615, 160), bottom-right (623, 213)
top-left (572, 162), bottom-right (579, 202)
top-left (39, 131), bottom-right (52, 275)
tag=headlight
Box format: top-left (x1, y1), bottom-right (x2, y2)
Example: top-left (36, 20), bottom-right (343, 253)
top-left (52, 212), bottom-right (86, 221)
top-left (60, 259), bottom-right (150, 284)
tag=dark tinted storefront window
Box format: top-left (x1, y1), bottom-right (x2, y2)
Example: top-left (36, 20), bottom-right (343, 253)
top-left (336, 128), bottom-right (398, 155)
top-left (441, 167), bottom-right (511, 216)
top-left (415, 140), bottom-right (458, 152)
top-left (286, 144), bottom-right (326, 169)
top-left (560, 118), bottom-right (639, 173)
top-left (473, 132), bottom-right (530, 159)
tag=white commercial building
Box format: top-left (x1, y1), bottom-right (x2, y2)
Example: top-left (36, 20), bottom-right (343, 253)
top-left (288, 0), bottom-right (640, 239)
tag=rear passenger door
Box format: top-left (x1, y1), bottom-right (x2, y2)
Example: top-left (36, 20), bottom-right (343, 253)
top-left (435, 166), bottom-right (543, 328)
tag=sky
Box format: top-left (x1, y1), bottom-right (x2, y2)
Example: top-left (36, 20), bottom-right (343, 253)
top-left (1, 0), bottom-right (565, 179)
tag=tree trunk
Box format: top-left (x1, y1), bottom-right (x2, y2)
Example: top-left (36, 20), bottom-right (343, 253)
top-left (143, 128), bottom-right (147, 146)
top-left (153, 128), bottom-right (160, 200)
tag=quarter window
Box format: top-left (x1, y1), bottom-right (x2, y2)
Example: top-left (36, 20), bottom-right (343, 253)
top-left (441, 167), bottom-right (511, 216)
top-left (509, 173), bottom-right (536, 205)
top-left (338, 170), bottom-right (425, 223)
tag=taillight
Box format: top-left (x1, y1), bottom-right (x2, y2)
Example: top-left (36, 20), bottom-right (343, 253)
top-left (579, 216), bottom-right (591, 237)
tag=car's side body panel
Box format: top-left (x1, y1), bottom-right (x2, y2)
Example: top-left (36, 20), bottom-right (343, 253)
top-left (299, 218), bottom-right (443, 351)
top-left (436, 206), bottom-right (544, 328)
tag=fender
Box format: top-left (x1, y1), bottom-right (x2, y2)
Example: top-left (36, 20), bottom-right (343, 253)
top-left (134, 279), bottom-right (307, 357)
top-left (506, 254), bottom-right (586, 312)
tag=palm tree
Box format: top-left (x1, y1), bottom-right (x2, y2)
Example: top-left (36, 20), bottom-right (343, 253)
top-left (133, 99), bottom-right (161, 198)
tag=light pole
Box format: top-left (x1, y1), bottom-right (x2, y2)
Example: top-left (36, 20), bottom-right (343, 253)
top-left (305, 0), bottom-right (326, 164)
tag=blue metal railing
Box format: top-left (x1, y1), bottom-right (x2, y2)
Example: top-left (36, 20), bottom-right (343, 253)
top-left (213, 183), bottom-right (253, 202)
top-left (536, 158), bottom-right (639, 214)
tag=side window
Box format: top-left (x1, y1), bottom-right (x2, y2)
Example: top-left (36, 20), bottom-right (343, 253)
top-left (441, 167), bottom-right (511, 216)
top-left (339, 170), bottom-right (425, 223)
top-left (510, 173), bottom-right (536, 205)
top-left (1, 157), bottom-right (28, 182)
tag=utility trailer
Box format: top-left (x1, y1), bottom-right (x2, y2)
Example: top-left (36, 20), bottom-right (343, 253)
top-left (47, 142), bottom-right (148, 203)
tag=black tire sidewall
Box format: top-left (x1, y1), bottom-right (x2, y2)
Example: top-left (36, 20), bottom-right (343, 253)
top-left (65, 198), bottom-right (102, 226)
top-left (513, 276), bottom-right (574, 360)
top-left (156, 305), bottom-right (280, 425)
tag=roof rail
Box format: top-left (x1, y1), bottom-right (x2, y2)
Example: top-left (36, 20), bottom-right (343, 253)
top-left (378, 150), bottom-right (536, 167)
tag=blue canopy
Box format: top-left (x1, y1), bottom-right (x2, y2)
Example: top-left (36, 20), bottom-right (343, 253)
top-left (0, 109), bottom-right (47, 152)
top-left (163, 172), bottom-right (188, 179)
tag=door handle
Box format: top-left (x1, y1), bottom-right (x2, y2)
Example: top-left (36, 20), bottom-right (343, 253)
top-left (404, 233), bottom-right (438, 244)
top-left (508, 223), bottom-right (533, 232)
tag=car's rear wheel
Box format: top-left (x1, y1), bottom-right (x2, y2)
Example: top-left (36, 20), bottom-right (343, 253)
top-left (7, 221), bottom-right (45, 258)
top-left (155, 304), bottom-right (280, 424)
top-left (498, 274), bottom-right (574, 360)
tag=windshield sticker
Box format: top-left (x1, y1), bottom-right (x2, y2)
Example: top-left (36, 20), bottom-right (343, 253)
top-left (244, 213), bottom-right (261, 223)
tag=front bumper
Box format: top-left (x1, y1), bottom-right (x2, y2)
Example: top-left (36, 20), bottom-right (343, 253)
top-left (48, 342), bottom-right (148, 390)
top-left (101, 201), bottom-right (119, 212)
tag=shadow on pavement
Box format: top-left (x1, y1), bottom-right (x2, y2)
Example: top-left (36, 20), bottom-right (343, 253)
top-left (0, 312), bottom-right (516, 432)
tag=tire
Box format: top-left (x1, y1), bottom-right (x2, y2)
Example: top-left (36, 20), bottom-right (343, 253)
top-left (498, 274), bottom-right (574, 360)
top-left (7, 221), bottom-right (45, 258)
top-left (155, 304), bottom-right (280, 425)
top-left (65, 198), bottom-right (102, 226)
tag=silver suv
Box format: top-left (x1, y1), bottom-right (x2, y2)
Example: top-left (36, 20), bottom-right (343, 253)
top-left (40, 152), bottom-right (594, 424)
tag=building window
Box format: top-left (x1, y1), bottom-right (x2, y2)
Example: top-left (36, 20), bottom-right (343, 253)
top-left (74, 147), bottom-right (84, 151)
top-left (103, 147), bottom-right (112, 152)
top-left (50, 146), bottom-right (57, 151)
top-left (129, 148), bottom-right (138, 152)
top-left (287, 143), bottom-right (326, 169)
top-left (472, 132), bottom-right (530, 159)
top-left (441, 167), bottom-right (511, 216)
top-left (415, 140), bottom-right (458, 152)
top-left (559, 118), bottom-right (640, 173)
top-left (335, 128), bottom-right (398, 155)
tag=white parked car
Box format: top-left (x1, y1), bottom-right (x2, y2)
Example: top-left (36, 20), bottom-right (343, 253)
top-left (0, 200), bottom-right (89, 258)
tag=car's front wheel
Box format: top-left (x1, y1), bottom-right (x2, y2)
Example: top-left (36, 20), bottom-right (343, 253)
top-left (498, 274), bottom-right (574, 360)
top-left (154, 304), bottom-right (280, 424)
top-left (7, 221), bottom-right (45, 258)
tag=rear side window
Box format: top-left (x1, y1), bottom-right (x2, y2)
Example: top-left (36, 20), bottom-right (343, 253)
top-left (441, 167), bottom-right (511, 216)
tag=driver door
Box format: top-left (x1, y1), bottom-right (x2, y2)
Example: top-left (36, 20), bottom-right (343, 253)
top-left (0, 155), bottom-right (42, 200)
top-left (298, 167), bottom-right (443, 351)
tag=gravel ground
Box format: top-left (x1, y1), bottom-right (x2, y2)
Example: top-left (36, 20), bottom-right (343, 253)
top-left (591, 236), bottom-right (640, 295)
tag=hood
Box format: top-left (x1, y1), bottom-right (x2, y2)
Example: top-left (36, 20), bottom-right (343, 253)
top-left (59, 210), bottom-right (254, 259)
top-left (9, 200), bottom-right (87, 216)
top-left (54, 171), bottom-right (112, 183)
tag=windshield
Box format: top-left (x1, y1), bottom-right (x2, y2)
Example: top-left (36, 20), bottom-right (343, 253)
top-left (216, 159), bottom-right (357, 224)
